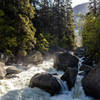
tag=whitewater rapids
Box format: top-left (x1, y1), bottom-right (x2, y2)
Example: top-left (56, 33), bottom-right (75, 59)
top-left (0, 58), bottom-right (95, 100)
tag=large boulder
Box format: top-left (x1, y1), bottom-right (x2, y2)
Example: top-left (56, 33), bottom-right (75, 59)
top-left (29, 73), bottom-right (61, 95)
top-left (54, 52), bottom-right (79, 71)
top-left (0, 62), bottom-right (5, 67)
top-left (49, 46), bottom-right (66, 54)
top-left (6, 51), bottom-right (43, 65)
top-left (0, 62), bottom-right (6, 79)
top-left (5, 55), bottom-right (17, 65)
top-left (23, 51), bottom-right (43, 65)
top-left (82, 56), bottom-right (94, 66)
top-left (61, 67), bottom-right (78, 90)
top-left (82, 63), bottom-right (100, 98)
top-left (6, 66), bottom-right (22, 75)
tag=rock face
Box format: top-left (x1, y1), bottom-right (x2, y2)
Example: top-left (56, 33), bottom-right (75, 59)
top-left (54, 52), bottom-right (79, 71)
top-left (6, 51), bottom-right (43, 65)
top-left (82, 64), bottom-right (100, 98)
top-left (29, 73), bottom-right (61, 95)
top-left (82, 55), bottom-right (94, 66)
top-left (49, 46), bottom-right (66, 54)
top-left (6, 66), bottom-right (22, 75)
top-left (61, 67), bottom-right (78, 90)
top-left (0, 62), bottom-right (6, 79)
top-left (5, 55), bottom-right (16, 65)
top-left (22, 51), bottom-right (43, 65)
top-left (80, 64), bottom-right (93, 74)
top-left (0, 62), bottom-right (5, 67)
top-left (74, 47), bottom-right (86, 57)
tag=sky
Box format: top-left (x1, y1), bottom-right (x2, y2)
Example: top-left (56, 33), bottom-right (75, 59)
top-left (72, 0), bottom-right (89, 7)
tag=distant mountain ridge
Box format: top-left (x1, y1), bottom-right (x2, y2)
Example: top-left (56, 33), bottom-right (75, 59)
top-left (74, 2), bottom-right (89, 16)
top-left (73, 2), bottom-right (89, 25)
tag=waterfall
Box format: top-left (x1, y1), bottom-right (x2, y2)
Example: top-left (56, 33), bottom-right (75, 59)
top-left (55, 78), bottom-right (68, 94)
top-left (75, 29), bottom-right (82, 47)
top-left (72, 57), bottom-right (88, 99)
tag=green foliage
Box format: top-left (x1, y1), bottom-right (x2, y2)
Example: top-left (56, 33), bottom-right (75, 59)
top-left (0, 9), bottom-right (17, 55)
top-left (0, 10), bottom-right (4, 16)
top-left (33, 0), bottom-right (75, 51)
top-left (82, 14), bottom-right (100, 62)
top-left (0, 0), bottom-right (36, 55)
top-left (36, 33), bottom-right (49, 52)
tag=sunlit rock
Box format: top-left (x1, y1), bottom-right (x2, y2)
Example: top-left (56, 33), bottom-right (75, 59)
top-left (0, 62), bottom-right (6, 79)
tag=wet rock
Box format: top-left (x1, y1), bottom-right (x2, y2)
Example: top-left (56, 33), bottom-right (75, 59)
top-left (0, 53), bottom-right (8, 63)
top-left (61, 67), bottom-right (78, 90)
top-left (0, 62), bottom-right (6, 79)
top-left (29, 73), bottom-right (61, 95)
top-left (54, 52), bottom-right (79, 71)
top-left (6, 51), bottom-right (43, 66)
top-left (23, 51), bottom-right (43, 65)
top-left (16, 50), bottom-right (28, 64)
top-left (80, 64), bottom-right (93, 73)
top-left (49, 46), bottom-right (66, 54)
top-left (82, 56), bottom-right (94, 66)
top-left (5, 55), bottom-right (17, 65)
top-left (0, 62), bottom-right (5, 67)
top-left (82, 63), bottom-right (100, 99)
top-left (74, 47), bottom-right (86, 57)
top-left (6, 74), bottom-right (19, 79)
top-left (51, 73), bottom-right (58, 75)
top-left (6, 66), bottom-right (22, 75)
top-left (78, 71), bottom-right (85, 76)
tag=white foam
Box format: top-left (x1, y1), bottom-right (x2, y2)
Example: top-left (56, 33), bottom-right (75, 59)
top-left (0, 58), bottom-right (93, 100)
top-left (0, 59), bottom-right (54, 96)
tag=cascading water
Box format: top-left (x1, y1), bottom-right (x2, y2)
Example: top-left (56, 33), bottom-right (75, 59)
top-left (72, 57), bottom-right (86, 99)
top-left (0, 57), bottom-right (94, 100)
top-left (55, 77), bottom-right (68, 94)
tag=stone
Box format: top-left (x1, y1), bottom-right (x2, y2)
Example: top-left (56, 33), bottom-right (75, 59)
top-left (0, 62), bottom-right (6, 79)
top-left (80, 64), bottom-right (93, 73)
top-left (29, 73), bottom-right (61, 95)
top-left (54, 52), bottom-right (79, 71)
top-left (82, 63), bottom-right (100, 99)
top-left (6, 66), bottom-right (22, 75)
top-left (24, 51), bottom-right (43, 65)
top-left (61, 67), bottom-right (78, 90)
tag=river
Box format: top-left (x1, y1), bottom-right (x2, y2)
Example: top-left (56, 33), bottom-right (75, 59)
top-left (0, 57), bottom-right (96, 100)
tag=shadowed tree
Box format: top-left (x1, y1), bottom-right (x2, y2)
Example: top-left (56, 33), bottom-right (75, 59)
top-left (0, 0), bottom-right (36, 55)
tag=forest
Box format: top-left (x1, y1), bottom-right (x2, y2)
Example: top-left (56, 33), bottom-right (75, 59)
top-left (82, 0), bottom-right (100, 63)
top-left (0, 0), bottom-right (100, 100)
top-left (0, 0), bottom-right (75, 56)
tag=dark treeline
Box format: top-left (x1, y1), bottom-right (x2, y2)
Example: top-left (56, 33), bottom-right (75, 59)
top-left (31, 0), bottom-right (75, 52)
top-left (0, 0), bottom-right (75, 56)
top-left (82, 0), bottom-right (100, 63)
top-left (89, 0), bottom-right (100, 14)
top-left (0, 0), bottom-right (36, 56)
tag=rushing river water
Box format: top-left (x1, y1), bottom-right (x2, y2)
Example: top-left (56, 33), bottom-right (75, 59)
top-left (0, 57), bottom-right (95, 100)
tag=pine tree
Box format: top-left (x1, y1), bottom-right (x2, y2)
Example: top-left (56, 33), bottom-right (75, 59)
top-left (31, 0), bottom-right (75, 50)
top-left (97, 0), bottom-right (100, 13)
top-left (0, 0), bottom-right (36, 55)
top-left (89, 0), bottom-right (97, 14)
top-left (82, 0), bottom-right (100, 62)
